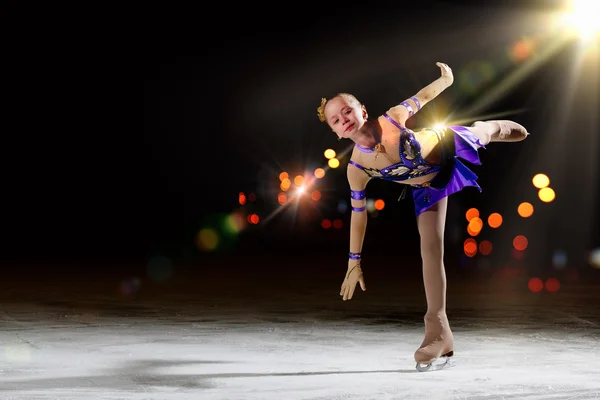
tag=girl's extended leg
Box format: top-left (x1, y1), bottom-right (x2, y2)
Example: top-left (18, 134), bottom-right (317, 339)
top-left (414, 197), bottom-right (454, 365)
top-left (468, 120), bottom-right (529, 145)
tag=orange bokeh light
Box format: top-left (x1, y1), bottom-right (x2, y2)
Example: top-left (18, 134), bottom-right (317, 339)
top-left (479, 240), bottom-right (492, 256)
top-left (464, 238), bottom-right (477, 257)
top-left (239, 192), bottom-right (247, 205)
top-left (488, 213), bottom-right (503, 228)
top-left (513, 235), bottom-right (528, 251)
top-left (511, 38), bottom-right (535, 62)
top-left (374, 199), bottom-right (385, 210)
top-left (277, 192), bottom-right (287, 205)
top-left (528, 277), bottom-right (543, 293)
top-left (279, 172), bottom-right (288, 181)
top-left (517, 202), bottom-right (534, 218)
top-left (465, 208), bottom-right (479, 222)
top-left (467, 225), bottom-right (480, 237)
top-left (469, 217), bottom-right (483, 232)
top-left (314, 168), bottom-right (325, 179)
top-left (294, 175), bottom-right (305, 186)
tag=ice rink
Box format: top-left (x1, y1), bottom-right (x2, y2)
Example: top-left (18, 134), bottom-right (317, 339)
top-left (1, 258), bottom-right (599, 399)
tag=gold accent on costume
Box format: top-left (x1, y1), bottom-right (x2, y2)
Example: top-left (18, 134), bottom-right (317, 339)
top-left (317, 97), bottom-right (327, 122)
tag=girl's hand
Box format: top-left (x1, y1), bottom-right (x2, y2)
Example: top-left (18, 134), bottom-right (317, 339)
top-left (436, 62), bottom-right (454, 85)
top-left (340, 262), bottom-right (366, 301)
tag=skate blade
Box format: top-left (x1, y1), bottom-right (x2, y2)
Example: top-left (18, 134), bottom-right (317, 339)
top-left (415, 351), bottom-right (455, 372)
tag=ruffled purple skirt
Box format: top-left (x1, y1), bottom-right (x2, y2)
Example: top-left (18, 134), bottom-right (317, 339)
top-left (411, 125), bottom-right (485, 216)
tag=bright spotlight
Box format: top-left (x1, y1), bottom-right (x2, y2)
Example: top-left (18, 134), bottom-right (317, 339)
top-left (297, 186), bottom-right (305, 194)
top-left (558, 0), bottom-right (600, 41)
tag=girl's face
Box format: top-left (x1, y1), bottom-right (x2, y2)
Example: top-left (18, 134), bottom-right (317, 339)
top-left (324, 96), bottom-right (366, 140)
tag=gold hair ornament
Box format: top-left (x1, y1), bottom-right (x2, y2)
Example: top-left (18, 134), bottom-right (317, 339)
top-left (317, 97), bottom-right (327, 122)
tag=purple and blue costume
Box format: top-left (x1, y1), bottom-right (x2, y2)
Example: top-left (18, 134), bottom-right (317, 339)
top-left (348, 113), bottom-right (485, 216)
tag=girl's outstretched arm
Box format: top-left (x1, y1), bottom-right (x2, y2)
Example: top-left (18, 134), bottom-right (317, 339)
top-left (389, 62), bottom-right (454, 126)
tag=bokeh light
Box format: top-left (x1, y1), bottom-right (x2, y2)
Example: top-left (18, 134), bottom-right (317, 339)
top-left (552, 249), bottom-right (568, 269)
top-left (279, 172), bottom-right (288, 181)
top-left (321, 219), bottom-right (332, 229)
top-left (278, 192), bottom-right (287, 205)
top-left (517, 202), bottom-right (534, 218)
top-left (532, 173), bottom-right (550, 189)
top-left (538, 187), bottom-right (556, 202)
top-left (119, 277), bottom-right (141, 296)
top-left (324, 149), bottom-right (336, 159)
top-left (328, 158), bottom-right (340, 168)
top-left (280, 178), bottom-right (291, 191)
top-left (589, 248), bottom-right (600, 268)
top-left (239, 192), bottom-right (247, 205)
top-left (366, 198), bottom-right (376, 213)
top-left (545, 277), bottom-right (561, 293)
top-left (513, 249), bottom-right (525, 260)
top-left (479, 240), bottom-right (493, 256)
top-left (528, 277), bottom-right (544, 293)
top-left (197, 228), bottom-right (219, 251)
top-left (337, 200), bottom-right (348, 214)
top-left (488, 213), bottom-right (503, 228)
top-left (464, 238), bottom-right (477, 257)
top-left (510, 37), bottom-right (536, 63)
top-left (311, 190), bottom-right (321, 201)
top-left (294, 175), bottom-right (305, 186)
top-left (224, 211), bottom-right (246, 234)
top-left (374, 199), bottom-right (385, 211)
top-left (467, 224), bottom-right (480, 237)
top-left (333, 219), bottom-right (343, 229)
top-left (468, 217), bottom-right (483, 232)
top-left (314, 168), bottom-right (325, 179)
top-left (465, 208), bottom-right (479, 222)
top-left (513, 235), bottom-right (529, 251)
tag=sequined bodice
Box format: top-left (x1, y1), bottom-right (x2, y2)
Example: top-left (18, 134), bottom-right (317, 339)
top-left (348, 113), bottom-right (440, 181)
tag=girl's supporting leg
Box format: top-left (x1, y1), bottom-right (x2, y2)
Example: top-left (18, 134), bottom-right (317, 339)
top-left (414, 197), bottom-right (454, 365)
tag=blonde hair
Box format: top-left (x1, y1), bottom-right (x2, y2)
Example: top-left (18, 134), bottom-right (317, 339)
top-left (316, 93), bottom-right (361, 123)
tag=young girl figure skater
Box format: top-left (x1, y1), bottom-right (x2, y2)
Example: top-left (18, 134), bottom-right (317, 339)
top-left (317, 62), bottom-right (529, 371)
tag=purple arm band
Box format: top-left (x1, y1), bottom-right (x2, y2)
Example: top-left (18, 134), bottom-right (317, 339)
top-left (350, 190), bottom-right (366, 200)
top-left (349, 252), bottom-right (361, 260)
top-left (400, 101), bottom-right (414, 116)
top-left (410, 96), bottom-right (421, 110)
top-left (352, 206), bottom-right (366, 212)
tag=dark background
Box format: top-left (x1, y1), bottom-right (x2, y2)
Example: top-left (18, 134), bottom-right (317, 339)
top-left (4, 1), bottom-right (599, 293)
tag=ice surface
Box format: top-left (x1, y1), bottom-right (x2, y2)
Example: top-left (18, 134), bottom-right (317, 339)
top-left (1, 263), bottom-right (599, 399)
